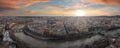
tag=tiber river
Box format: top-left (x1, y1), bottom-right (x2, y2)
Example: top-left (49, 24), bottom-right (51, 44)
top-left (14, 32), bottom-right (103, 48)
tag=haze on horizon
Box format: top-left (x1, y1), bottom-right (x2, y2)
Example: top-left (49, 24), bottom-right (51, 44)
top-left (0, 0), bottom-right (120, 16)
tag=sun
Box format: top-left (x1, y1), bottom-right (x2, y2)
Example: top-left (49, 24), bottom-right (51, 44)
top-left (75, 10), bottom-right (85, 16)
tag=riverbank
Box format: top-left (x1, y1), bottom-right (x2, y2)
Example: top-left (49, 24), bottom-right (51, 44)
top-left (11, 32), bottom-right (30, 48)
top-left (14, 32), bottom-right (110, 48)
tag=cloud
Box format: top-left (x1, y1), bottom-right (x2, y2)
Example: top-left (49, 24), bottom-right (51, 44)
top-left (0, 0), bottom-right (51, 11)
top-left (82, 0), bottom-right (120, 6)
top-left (64, 3), bottom-right (88, 10)
top-left (39, 9), bottom-right (110, 16)
top-left (48, 10), bottom-right (75, 15)
top-left (22, 0), bottom-right (51, 7)
top-left (25, 10), bottom-right (36, 14)
top-left (22, 9), bottom-right (75, 16)
top-left (42, 6), bottom-right (64, 9)
top-left (0, 0), bottom-right (20, 11)
top-left (84, 9), bottom-right (110, 16)
top-left (1, 9), bottom-right (111, 16)
top-left (42, 3), bottom-right (88, 10)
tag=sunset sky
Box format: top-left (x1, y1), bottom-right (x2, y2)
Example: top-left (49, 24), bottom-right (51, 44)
top-left (0, 0), bottom-right (120, 16)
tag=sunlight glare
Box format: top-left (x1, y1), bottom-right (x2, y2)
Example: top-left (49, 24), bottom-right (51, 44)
top-left (75, 10), bottom-right (85, 16)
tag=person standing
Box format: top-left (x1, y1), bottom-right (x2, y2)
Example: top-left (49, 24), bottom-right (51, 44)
top-left (3, 23), bottom-right (13, 42)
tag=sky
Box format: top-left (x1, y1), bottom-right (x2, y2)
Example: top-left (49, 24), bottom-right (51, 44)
top-left (0, 0), bottom-right (120, 16)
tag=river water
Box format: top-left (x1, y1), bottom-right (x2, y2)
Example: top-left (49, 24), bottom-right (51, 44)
top-left (14, 32), bottom-right (103, 48)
